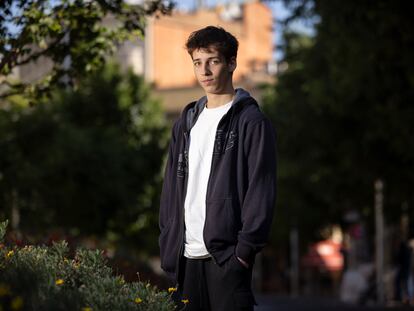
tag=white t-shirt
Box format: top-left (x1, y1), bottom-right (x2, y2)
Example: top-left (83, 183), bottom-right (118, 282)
top-left (184, 100), bottom-right (233, 258)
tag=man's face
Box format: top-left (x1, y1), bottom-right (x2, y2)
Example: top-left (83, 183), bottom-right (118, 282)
top-left (191, 46), bottom-right (236, 95)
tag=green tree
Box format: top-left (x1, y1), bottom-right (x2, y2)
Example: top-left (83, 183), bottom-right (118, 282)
top-left (0, 64), bottom-right (168, 252)
top-left (0, 0), bottom-right (173, 100)
top-left (264, 0), bottom-right (414, 242)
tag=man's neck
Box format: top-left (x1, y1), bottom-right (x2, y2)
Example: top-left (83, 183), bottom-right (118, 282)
top-left (206, 90), bottom-right (235, 109)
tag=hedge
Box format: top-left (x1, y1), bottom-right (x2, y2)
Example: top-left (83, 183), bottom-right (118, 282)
top-left (0, 221), bottom-right (176, 311)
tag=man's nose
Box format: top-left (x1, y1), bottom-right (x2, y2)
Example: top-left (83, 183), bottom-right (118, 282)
top-left (201, 63), bottom-right (212, 75)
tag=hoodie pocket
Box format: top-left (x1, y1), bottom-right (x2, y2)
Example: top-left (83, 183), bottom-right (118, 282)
top-left (205, 198), bottom-right (238, 246)
top-left (159, 218), bottom-right (178, 273)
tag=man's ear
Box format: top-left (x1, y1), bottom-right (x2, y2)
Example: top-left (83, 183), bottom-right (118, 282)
top-left (228, 57), bottom-right (237, 73)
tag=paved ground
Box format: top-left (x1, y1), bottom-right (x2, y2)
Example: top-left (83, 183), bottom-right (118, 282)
top-left (254, 295), bottom-right (413, 311)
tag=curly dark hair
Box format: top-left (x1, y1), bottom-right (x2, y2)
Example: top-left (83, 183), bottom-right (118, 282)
top-left (185, 26), bottom-right (239, 62)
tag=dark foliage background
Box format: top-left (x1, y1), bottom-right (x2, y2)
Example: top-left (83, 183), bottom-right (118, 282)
top-left (264, 0), bottom-right (414, 244)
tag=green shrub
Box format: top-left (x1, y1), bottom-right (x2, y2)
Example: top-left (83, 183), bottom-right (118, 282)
top-left (0, 221), bottom-right (175, 311)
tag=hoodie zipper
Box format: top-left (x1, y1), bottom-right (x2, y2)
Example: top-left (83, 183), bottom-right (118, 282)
top-left (203, 106), bottom-right (236, 264)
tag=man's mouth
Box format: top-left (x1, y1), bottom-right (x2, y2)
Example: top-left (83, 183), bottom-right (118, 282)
top-left (202, 79), bottom-right (214, 85)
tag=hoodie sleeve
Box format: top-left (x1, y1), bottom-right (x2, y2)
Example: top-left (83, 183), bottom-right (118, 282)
top-left (159, 121), bottom-right (179, 232)
top-left (235, 118), bottom-right (277, 264)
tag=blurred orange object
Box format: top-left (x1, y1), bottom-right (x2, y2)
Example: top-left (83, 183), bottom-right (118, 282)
top-left (302, 240), bottom-right (344, 272)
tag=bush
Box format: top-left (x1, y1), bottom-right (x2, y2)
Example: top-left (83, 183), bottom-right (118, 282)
top-left (0, 221), bottom-right (175, 311)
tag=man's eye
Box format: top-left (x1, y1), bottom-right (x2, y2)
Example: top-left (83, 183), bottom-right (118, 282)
top-left (193, 62), bottom-right (200, 67)
top-left (210, 59), bottom-right (219, 65)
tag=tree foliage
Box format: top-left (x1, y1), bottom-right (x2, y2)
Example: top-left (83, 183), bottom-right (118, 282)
top-left (0, 64), bottom-right (168, 251)
top-left (0, 0), bottom-right (173, 100)
top-left (265, 0), bottom-right (414, 241)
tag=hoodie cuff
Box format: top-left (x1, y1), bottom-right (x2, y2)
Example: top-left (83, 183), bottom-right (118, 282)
top-left (235, 243), bottom-right (255, 265)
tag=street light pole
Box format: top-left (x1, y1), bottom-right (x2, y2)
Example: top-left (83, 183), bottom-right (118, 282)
top-left (375, 179), bottom-right (385, 305)
top-left (290, 226), bottom-right (299, 296)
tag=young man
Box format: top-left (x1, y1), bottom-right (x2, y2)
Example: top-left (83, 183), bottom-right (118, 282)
top-left (159, 26), bottom-right (277, 310)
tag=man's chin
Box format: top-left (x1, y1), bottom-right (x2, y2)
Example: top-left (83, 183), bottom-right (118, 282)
top-left (200, 85), bottom-right (224, 94)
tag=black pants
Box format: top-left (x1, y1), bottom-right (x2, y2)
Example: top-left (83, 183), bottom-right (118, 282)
top-left (173, 255), bottom-right (256, 311)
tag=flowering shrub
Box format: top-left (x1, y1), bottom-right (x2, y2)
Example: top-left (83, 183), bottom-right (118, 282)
top-left (0, 221), bottom-right (175, 311)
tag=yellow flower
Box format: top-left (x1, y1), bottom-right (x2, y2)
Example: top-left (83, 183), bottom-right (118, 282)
top-left (134, 297), bottom-right (142, 304)
top-left (0, 284), bottom-right (11, 297)
top-left (168, 287), bottom-right (177, 293)
top-left (55, 279), bottom-right (64, 286)
top-left (82, 308), bottom-right (92, 311)
top-left (11, 296), bottom-right (24, 310)
top-left (181, 299), bottom-right (189, 304)
top-left (6, 250), bottom-right (14, 258)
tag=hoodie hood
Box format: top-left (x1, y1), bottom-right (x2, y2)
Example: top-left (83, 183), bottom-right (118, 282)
top-left (183, 88), bottom-right (257, 132)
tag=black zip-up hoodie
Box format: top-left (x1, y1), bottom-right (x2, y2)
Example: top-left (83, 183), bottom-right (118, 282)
top-left (159, 88), bottom-right (277, 282)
